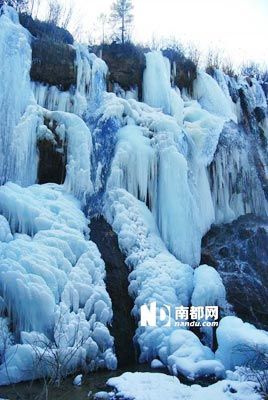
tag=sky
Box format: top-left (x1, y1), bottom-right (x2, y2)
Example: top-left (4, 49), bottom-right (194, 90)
top-left (54, 0), bottom-right (268, 66)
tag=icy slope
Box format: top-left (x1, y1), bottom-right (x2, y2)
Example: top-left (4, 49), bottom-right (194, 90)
top-left (0, 183), bottom-right (116, 385)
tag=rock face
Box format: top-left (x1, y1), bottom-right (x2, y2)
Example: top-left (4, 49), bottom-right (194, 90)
top-left (90, 217), bottom-right (137, 367)
top-left (201, 214), bottom-right (268, 330)
top-left (163, 48), bottom-right (197, 94)
top-left (19, 12), bottom-right (76, 90)
top-left (37, 120), bottom-right (67, 184)
top-left (31, 38), bottom-right (76, 90)
top-left (97, 43), bottom-right (146, 100)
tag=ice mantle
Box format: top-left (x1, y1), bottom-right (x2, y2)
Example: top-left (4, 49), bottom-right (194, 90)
top-left (0, 183), bottom-right (116, 385)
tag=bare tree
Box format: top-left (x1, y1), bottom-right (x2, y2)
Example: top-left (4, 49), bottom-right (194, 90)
top-left (235, 344), bottom-right (268, 397)
top-left (47, 0), bottom-right (62, 25)
top-left (98, 12), bottom-right (108, 45)
top-left (60, 1), bottom-right (72, 30)
top-left (4, 0), bottom-right (29, 12)
top-left (29, 0), bottom-right (40, 17)
top-left (110, 0), bottom-right (133, 44)
top-left (205, 48), bottom-right (222, 73)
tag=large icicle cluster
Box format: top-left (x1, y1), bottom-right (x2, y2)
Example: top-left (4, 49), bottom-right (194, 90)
top-left (104, 189), bottom-right (225, 380)
top-left (0, 183), bottom-right (116, 384)
top-left (0, 6), bottom-right (36, 186)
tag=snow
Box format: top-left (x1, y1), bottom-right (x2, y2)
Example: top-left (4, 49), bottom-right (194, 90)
top-left (94, 392), bottom-right (111, 399)
top-left (107, 372), bottom-right (261, 400)
top-left (73, 374), bottom-right (83, 386)
top-left (151, 359), bottom-right (164, 369)
top-left (216, 317), bottom-right (268, 370)
top-left (0, 183), bottom-right (116, 385)
top-left (192, 265), bottom-right (226, 308)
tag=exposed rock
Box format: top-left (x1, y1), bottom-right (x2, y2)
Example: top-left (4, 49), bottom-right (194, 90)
top-left (162, 48), bottom-right (197, 94)
top-left (37, 119), bottom-right (67, 184)
top-left (31, 38), bottom-right (76, 90)
top-left (92, 43), bottom-right (146, 100)
top-left (19, 12), bottom-right (76, 90)
top-left (201, 214), bottom-right (268, 330)
top-left (90, 217), bottom-right (137, 367)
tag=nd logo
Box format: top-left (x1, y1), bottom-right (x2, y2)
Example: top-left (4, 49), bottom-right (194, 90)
top-left (140, 302), bottom-right (171, 327)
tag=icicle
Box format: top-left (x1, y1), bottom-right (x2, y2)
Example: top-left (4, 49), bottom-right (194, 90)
top-left (0, 6), bottom-right (37, 185)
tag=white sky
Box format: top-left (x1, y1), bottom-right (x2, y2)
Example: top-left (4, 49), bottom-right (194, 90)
top-left (59, 0), bottom-right (268, 66)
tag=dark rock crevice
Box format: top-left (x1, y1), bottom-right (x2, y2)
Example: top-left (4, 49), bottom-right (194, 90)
top-left (37, 118), bottom-right (67, 184)
top-left (90, 216), bottom-right (137, 367)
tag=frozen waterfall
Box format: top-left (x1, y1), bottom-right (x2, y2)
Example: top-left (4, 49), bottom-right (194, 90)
top-left (0, 6), bottom-right (267, 386)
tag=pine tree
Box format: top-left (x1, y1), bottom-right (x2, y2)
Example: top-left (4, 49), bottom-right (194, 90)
top-left (110, 0), bottom-right (133, 44)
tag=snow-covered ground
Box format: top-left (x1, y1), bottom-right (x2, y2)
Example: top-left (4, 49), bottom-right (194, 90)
top-left (107, 372), bottom-right (262, 400)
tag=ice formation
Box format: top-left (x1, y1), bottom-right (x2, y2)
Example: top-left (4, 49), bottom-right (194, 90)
top-left (191, 265), bottom-right (226, 308)
top-left (193, 71), bottom-right (237, 122)
top-left (0, 183), bottom-right (116, 384)
top-left (0, 5), bottom-right (35, 186)
top-left (104, 189), bottom-right (224, 379)
top-left (216, 317), bottom-right (268, 370)
top-left (0, 4), bottom-right (267, 388)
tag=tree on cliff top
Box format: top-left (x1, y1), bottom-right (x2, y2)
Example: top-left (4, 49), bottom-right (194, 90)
top-left (110, 0), bottom-right (133, 44)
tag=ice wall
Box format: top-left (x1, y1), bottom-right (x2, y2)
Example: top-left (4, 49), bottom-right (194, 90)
top-left (0, 6), bottom-right (37, 186)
